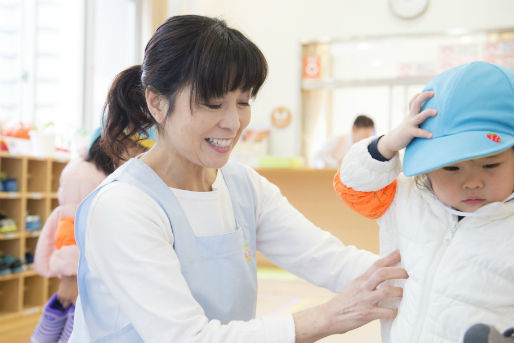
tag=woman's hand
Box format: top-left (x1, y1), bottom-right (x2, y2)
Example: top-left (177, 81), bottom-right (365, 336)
top-left (57, 275), bottom-right (78, 308)
top-left (377, 91), bottom-right (437, 159)
top-left (293, 250), bottom-right (408, 343)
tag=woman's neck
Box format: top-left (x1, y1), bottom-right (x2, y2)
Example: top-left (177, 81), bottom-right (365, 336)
top-left (140, 145), bottom-right (217, 192)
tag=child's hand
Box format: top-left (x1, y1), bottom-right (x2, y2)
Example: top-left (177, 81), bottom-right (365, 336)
top-left (377, 91), bottom-right (437, 159)
top-left (57, 275), bottom-right (78, 308)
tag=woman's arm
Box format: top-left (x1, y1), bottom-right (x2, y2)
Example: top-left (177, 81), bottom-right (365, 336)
top-left (247, 165), bottom-right (379, 291)
top-left (246, 167), bottom-right (408, 342)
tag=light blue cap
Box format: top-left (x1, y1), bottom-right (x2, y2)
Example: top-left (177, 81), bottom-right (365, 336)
top-left (87, 125), bottom-right (157, 151)
top-left (87, 126), bottom-right (103, 151)
top-left (403, 61), bottom-right (514, 176)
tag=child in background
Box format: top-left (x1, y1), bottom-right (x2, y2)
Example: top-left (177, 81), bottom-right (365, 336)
top-left (31, 128), bottom-right (153, 343)
top-left (334, 61), bottom-right (514, 342)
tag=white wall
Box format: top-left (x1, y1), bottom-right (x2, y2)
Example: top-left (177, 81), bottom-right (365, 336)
top-left (168, 0), bottom-right (514, 156)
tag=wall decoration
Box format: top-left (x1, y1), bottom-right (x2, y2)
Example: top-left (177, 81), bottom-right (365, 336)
top-left (271, 106), bottom-right (293, 129)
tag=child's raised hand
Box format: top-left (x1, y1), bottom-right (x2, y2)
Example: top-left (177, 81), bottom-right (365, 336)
top-left (377, 91), bottom-right (437, 159)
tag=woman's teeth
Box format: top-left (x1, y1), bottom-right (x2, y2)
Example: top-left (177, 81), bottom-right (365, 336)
top-left (206, 138), bottom-right (232, 147)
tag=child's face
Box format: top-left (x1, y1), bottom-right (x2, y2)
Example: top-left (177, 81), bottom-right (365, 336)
top-left (428, 148), bottom-right (514, 212)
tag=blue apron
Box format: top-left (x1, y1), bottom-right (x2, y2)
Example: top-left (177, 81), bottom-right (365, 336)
top-left (72, 159), bottom-right (258, 342)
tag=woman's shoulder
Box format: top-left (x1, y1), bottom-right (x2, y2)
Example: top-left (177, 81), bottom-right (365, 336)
top-left (86, 180), bottom-right (172, 241)
top-left (91, 181), bottom-right (165, 218)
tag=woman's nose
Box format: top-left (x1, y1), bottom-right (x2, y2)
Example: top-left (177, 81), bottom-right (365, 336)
top-left (219, 106), bottom-right (240, 131)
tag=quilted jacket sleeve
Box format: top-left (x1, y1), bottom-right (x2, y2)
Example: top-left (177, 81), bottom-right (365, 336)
top-left (333, 137), bottom-right (402, 219)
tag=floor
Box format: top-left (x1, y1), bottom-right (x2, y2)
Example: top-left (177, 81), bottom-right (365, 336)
top-left (0, 268), bottom-right (381, 342)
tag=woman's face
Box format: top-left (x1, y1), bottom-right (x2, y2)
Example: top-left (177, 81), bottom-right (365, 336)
top-left (428, 148), bottom-right (514, 212)
top-left (162, 87), bottom-right (251, 169)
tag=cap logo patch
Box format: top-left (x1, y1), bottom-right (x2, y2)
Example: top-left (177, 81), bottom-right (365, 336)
top-left (486, 133), bottom-right (501, 143)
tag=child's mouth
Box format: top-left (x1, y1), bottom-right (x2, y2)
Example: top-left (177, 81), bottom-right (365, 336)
top-left (462, 198), bottom-right (485, 205)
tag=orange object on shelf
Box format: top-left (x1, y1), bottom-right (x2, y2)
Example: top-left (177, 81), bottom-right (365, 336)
top-left (2, 122), bottom-right (34, 139)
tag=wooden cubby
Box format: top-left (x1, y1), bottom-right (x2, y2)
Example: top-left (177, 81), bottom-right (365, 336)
top-left (0, 152), bottom-right (68, 322)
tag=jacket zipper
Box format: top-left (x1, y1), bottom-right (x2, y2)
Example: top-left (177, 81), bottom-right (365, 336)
top-left (409, 219), bottom-right (459, 342)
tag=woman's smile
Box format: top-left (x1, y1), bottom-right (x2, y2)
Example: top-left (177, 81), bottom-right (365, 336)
top-left (205, 138), bottom-right (234, 153)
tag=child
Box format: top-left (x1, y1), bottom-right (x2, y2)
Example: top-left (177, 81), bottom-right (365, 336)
top-left (334, 61), bottom-right (514, 343)
top-left (31, 129), bottom-right (153, 343)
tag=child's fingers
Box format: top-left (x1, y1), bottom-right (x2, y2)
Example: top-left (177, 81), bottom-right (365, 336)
top-left (409, 91), bottom-right (434, 114)
top-left (414, 109), bottom-right (437, 125)
top-left (413, 128), bottom-right (433, 139)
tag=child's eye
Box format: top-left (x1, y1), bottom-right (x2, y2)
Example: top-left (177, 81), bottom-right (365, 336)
top-left (483, 163), bottom-right (500, 169)
top-left (238, 102), bottom-right (250, 107)
top-left (442, 166), bottom-right (459, 171)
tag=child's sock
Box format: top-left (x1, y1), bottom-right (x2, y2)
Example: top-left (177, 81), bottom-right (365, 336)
top-left (30, 293), bottom-right (69, 343)
top-left (57, 304), bottom-right (75, 343)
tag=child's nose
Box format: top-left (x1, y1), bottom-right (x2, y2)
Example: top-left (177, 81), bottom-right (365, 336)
top-left (462, 175), bottom-right (484, 190)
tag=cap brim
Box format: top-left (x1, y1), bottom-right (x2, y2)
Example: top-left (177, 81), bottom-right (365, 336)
top-left (403, 131), bottom-right (514, 176)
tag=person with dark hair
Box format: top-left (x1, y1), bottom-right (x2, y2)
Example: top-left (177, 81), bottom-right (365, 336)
top-left (31, 127), bottom-right (154, 343)
top-left (70, 15), bottom-right (407, 342)
top-left (313, 114), bottom-right (375, 168)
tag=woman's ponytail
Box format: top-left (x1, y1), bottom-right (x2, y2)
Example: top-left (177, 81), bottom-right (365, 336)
top-left (101, 65), bottom-right (155, 163)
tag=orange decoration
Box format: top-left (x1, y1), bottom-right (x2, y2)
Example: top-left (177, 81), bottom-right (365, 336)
top-left (271, 107), bottom-right (292, 129)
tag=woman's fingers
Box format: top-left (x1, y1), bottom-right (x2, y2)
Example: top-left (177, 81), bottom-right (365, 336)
top-left (370, 285), bottom-right (403, 303)
top-left (372, 250), bottom-right (401, 269)
top-left (366, 267), bottom-right (408, 290)
top-left (359, 251), bottom-right (408, 290)
top-left (372, 307), bottom-right (398, 320)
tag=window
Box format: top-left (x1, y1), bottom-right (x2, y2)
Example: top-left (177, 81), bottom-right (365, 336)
top-left (0, 0), bottom-right (83, 133)
top-left (0, 0), bottom-right (139, 147)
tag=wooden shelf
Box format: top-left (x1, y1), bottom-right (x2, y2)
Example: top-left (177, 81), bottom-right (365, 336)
top-left (0, 192), bottom-right (22, 199)
top-left (0, 154), bottom-right (68, 322)
top-left (0, 233), bottom-right (22, 240)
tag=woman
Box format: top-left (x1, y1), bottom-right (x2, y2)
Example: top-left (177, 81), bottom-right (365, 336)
top-left (70, 15), bottom-right (407, 342)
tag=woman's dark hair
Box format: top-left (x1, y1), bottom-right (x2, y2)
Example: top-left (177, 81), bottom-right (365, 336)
top-left (86, 136), bottom-right (115, 175)
top-left (102, 15), bottom-right (268, 162)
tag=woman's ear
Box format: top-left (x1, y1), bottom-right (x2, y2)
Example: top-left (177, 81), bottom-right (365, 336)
top-left (145, 88), bottom-right (169, 124)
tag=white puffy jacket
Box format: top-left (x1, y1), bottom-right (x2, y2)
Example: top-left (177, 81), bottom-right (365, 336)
top-left (338, 137), bottom-right (514, 343)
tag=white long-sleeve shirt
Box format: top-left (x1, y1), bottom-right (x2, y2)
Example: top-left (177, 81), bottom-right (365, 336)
top-left (80, 163), bottom-right (378, 342)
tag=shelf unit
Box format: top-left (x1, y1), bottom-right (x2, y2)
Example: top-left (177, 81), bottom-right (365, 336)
top-left (0, 152), bottom-right (68, 322)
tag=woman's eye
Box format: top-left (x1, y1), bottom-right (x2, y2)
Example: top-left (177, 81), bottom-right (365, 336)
top-left (204, 104), bottom-right (222, 109)
top-left (442, 166), bottom-right (459, 171)
top-left (483, 163), bottom-right (500, 169)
